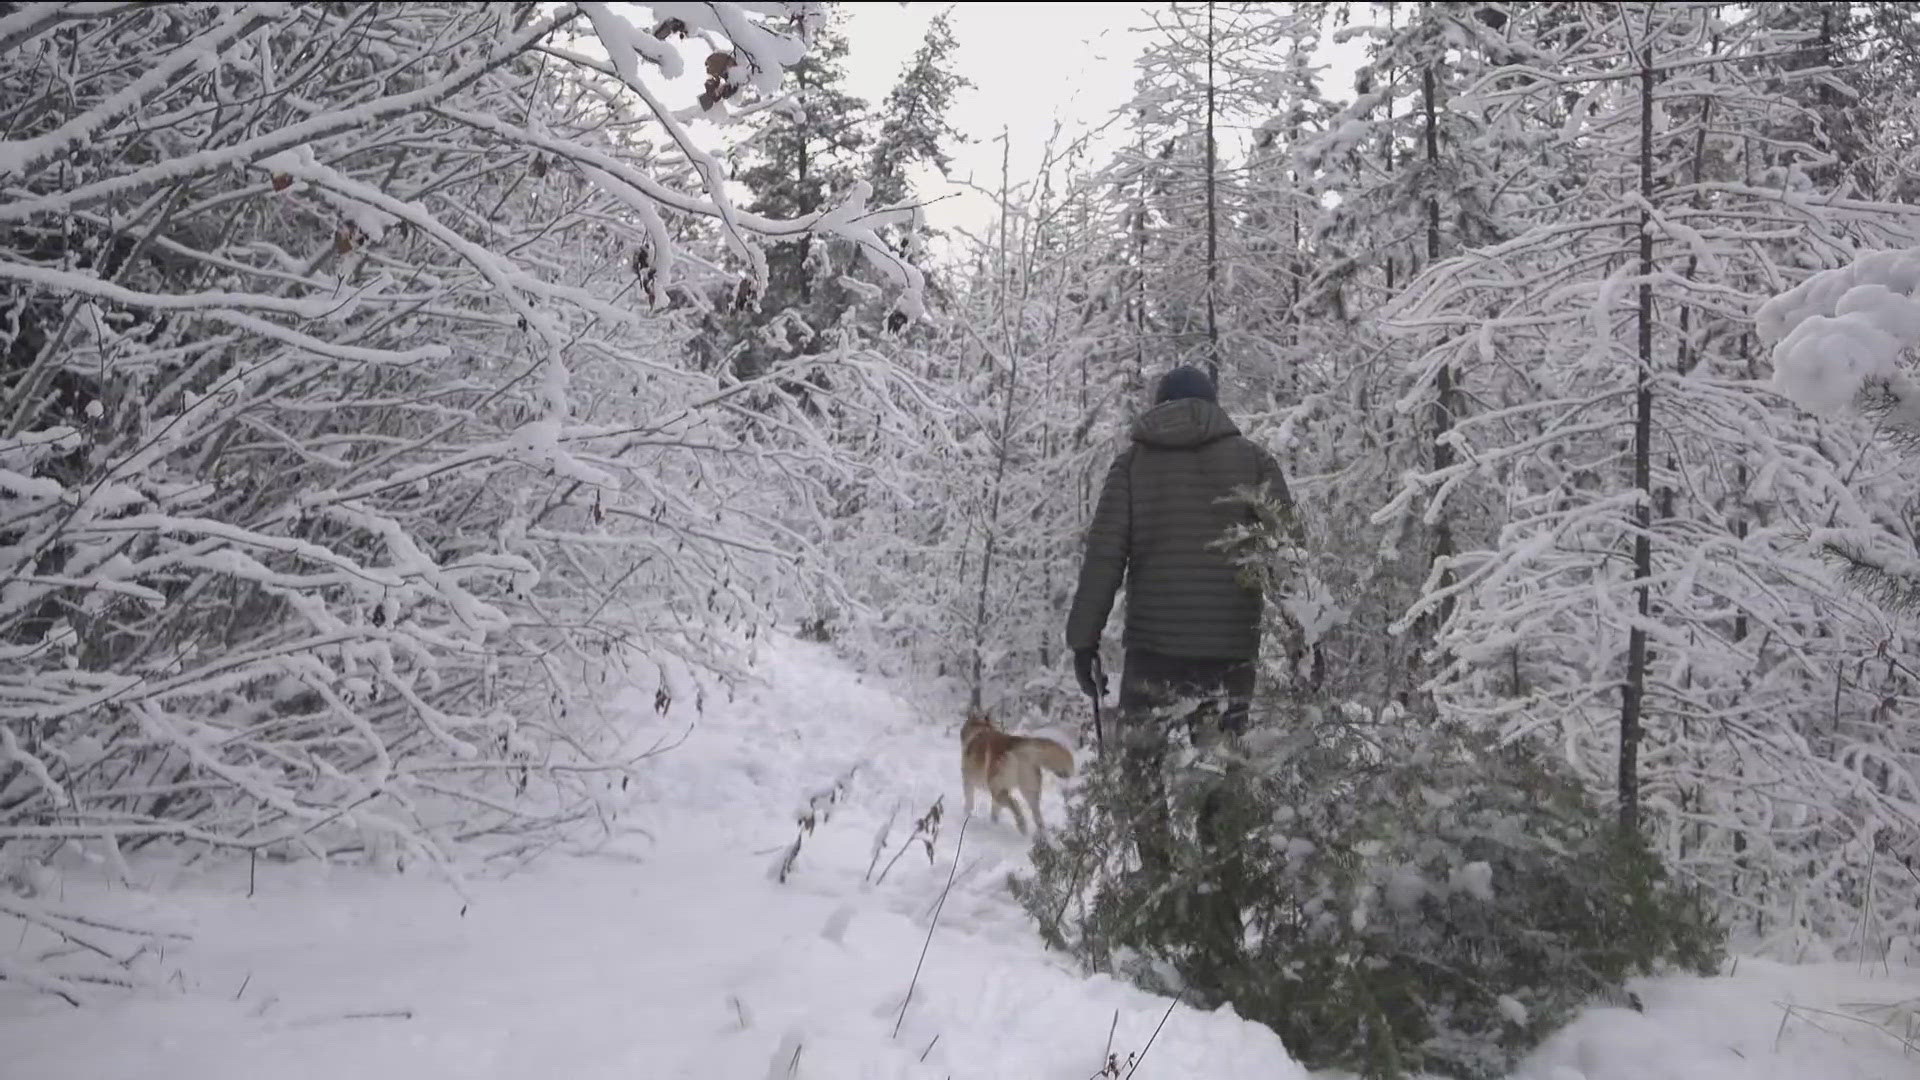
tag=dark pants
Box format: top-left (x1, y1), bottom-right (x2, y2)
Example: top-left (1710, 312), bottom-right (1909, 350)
top-left (1116, 650), bottom-right (1257, 966)
top-left (1118, 652), bottom-right (1253, 861)
top-left (1117, 650), bottom-right (1256, 743)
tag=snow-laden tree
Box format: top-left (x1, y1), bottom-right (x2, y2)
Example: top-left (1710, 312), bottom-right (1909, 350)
top-left (1122, 2), bottom-right (1322, 385)
top-left (1760, 244), bottom-right (1920, 882)
top-left (868, 8), bottom-right (970, 215)
top-left (0, 1), bottom-right (924, 1002)
top-left (693, 8), bottom-right (969, 647)
top-left (1763, 249), bottom-right (1920, 571)
top-left (1381, 1), bottom-right (1920, 951)
top-left (830, 138), bottom-right (1139, 718)
top-left (711, 17), bottom-right (875, 380)
top-left (1240, 0), bottom-right (1514, 709)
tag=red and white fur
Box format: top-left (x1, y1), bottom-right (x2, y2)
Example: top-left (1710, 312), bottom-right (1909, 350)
top-left (960, 709), bottom-right (1074, 834)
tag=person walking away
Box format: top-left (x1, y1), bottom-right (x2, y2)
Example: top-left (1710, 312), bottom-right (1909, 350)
top-left (1064, 364), bottom-right (1300, 962)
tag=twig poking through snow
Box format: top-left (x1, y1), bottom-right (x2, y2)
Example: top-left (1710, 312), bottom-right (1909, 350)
top-left (874, 796), bottom-right (943, 886)
top-left (864, 798), bottom-right (903, 882)
top-left (769, 835), bottom-right (805, 885)
top-left (764, 1031), bottom-right (803, 1080)
top-left (770, 766), bottom-right (859, 884)
top-left (891, 811), bottom-right (969, 1039)
top-left (1125, 991), bottom-right (1184, 1079)
top-left (290, 1008), bottom-right (414, 1027)
top-left (1793, 998), bottom-right (1920, 1055)
top-left (920, 855), bottom-right (987, 921)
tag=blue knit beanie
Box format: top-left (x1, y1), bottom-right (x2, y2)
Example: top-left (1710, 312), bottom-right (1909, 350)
top-left (1155, 365), bottom-right (1217, 404)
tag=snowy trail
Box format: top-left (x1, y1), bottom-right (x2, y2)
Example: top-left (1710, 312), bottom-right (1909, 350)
top-left (4, 636), bottom-right (1918, 1079)
top-left (0, 638), bottom-right (1300, 1080)
top-left (610, 636), bottom-right (1307, 1078)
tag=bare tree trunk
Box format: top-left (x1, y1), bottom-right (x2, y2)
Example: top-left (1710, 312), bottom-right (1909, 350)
top-left (1384, 0), bottom-right (1398, 294)
top-left (1673, 27), bottom-right (1719, 866)
top-left (1285, 31), bottom-right (1305, 397)
top-left (1423, 47), bottom-right (1459, 638)
top-left (1204, 0), bottom-right (1219, 384)
top-left (1620, 54), bottom-right (1657, 838)
top-left (1133, 127), bottom-right (1149, 388)
top-left (969, 132), bottom-right (1017, 710)
top-left (797, 64), bottom-right (813, 310)
top-left (997, 128), bottom-right (1011, 341)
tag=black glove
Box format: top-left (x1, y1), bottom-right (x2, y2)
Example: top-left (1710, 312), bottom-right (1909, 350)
top-left (1073, 647), bottom-right (1107, 700)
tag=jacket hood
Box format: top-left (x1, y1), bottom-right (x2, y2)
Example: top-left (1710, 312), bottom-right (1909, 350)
top-left (1130, 397), bottom-right (1240, 449)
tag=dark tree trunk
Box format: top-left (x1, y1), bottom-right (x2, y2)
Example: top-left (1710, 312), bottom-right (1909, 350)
top-left (1620, 55), bottom-right (1658, 838)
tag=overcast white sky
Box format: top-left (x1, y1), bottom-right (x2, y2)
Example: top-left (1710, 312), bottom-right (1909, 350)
top-left (833, 2), bottom-right (1155, 243)
top-left (838, 4), bottom-right (1374, 243)
top-left (644, 3), bottom-right (1370, 249)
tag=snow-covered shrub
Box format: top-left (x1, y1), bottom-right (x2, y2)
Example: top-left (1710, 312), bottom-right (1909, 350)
top-left (1761, 249), bottom-right (1920, 423)
top-left (0, 1), bottom-right (923, 1002)
top-left (1761, 246), bottom-right (1920, 612)
top-left (1753, 246), bottom-right (1920, 930)
top-left (1363, 3), bottom-right (1920, 957)
top-left (1014, 492), bottom-right (1722, 1079)
top-left (1014, 698), bottom-right (1724, 1079)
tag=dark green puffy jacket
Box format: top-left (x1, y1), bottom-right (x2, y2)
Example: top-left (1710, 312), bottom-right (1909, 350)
top-left (1065, 398), bottom-right (1296, 661)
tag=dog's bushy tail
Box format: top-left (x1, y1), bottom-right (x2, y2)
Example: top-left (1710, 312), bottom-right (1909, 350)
top-left (1024, 737), bottom-right (1074, 778)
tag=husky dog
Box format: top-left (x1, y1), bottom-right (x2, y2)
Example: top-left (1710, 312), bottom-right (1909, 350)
top-left (960, 709), bottom-right (1074, 835)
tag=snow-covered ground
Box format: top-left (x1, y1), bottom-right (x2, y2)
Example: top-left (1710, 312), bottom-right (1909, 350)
top-left (3, 637), bottom-right (1916, 1079)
